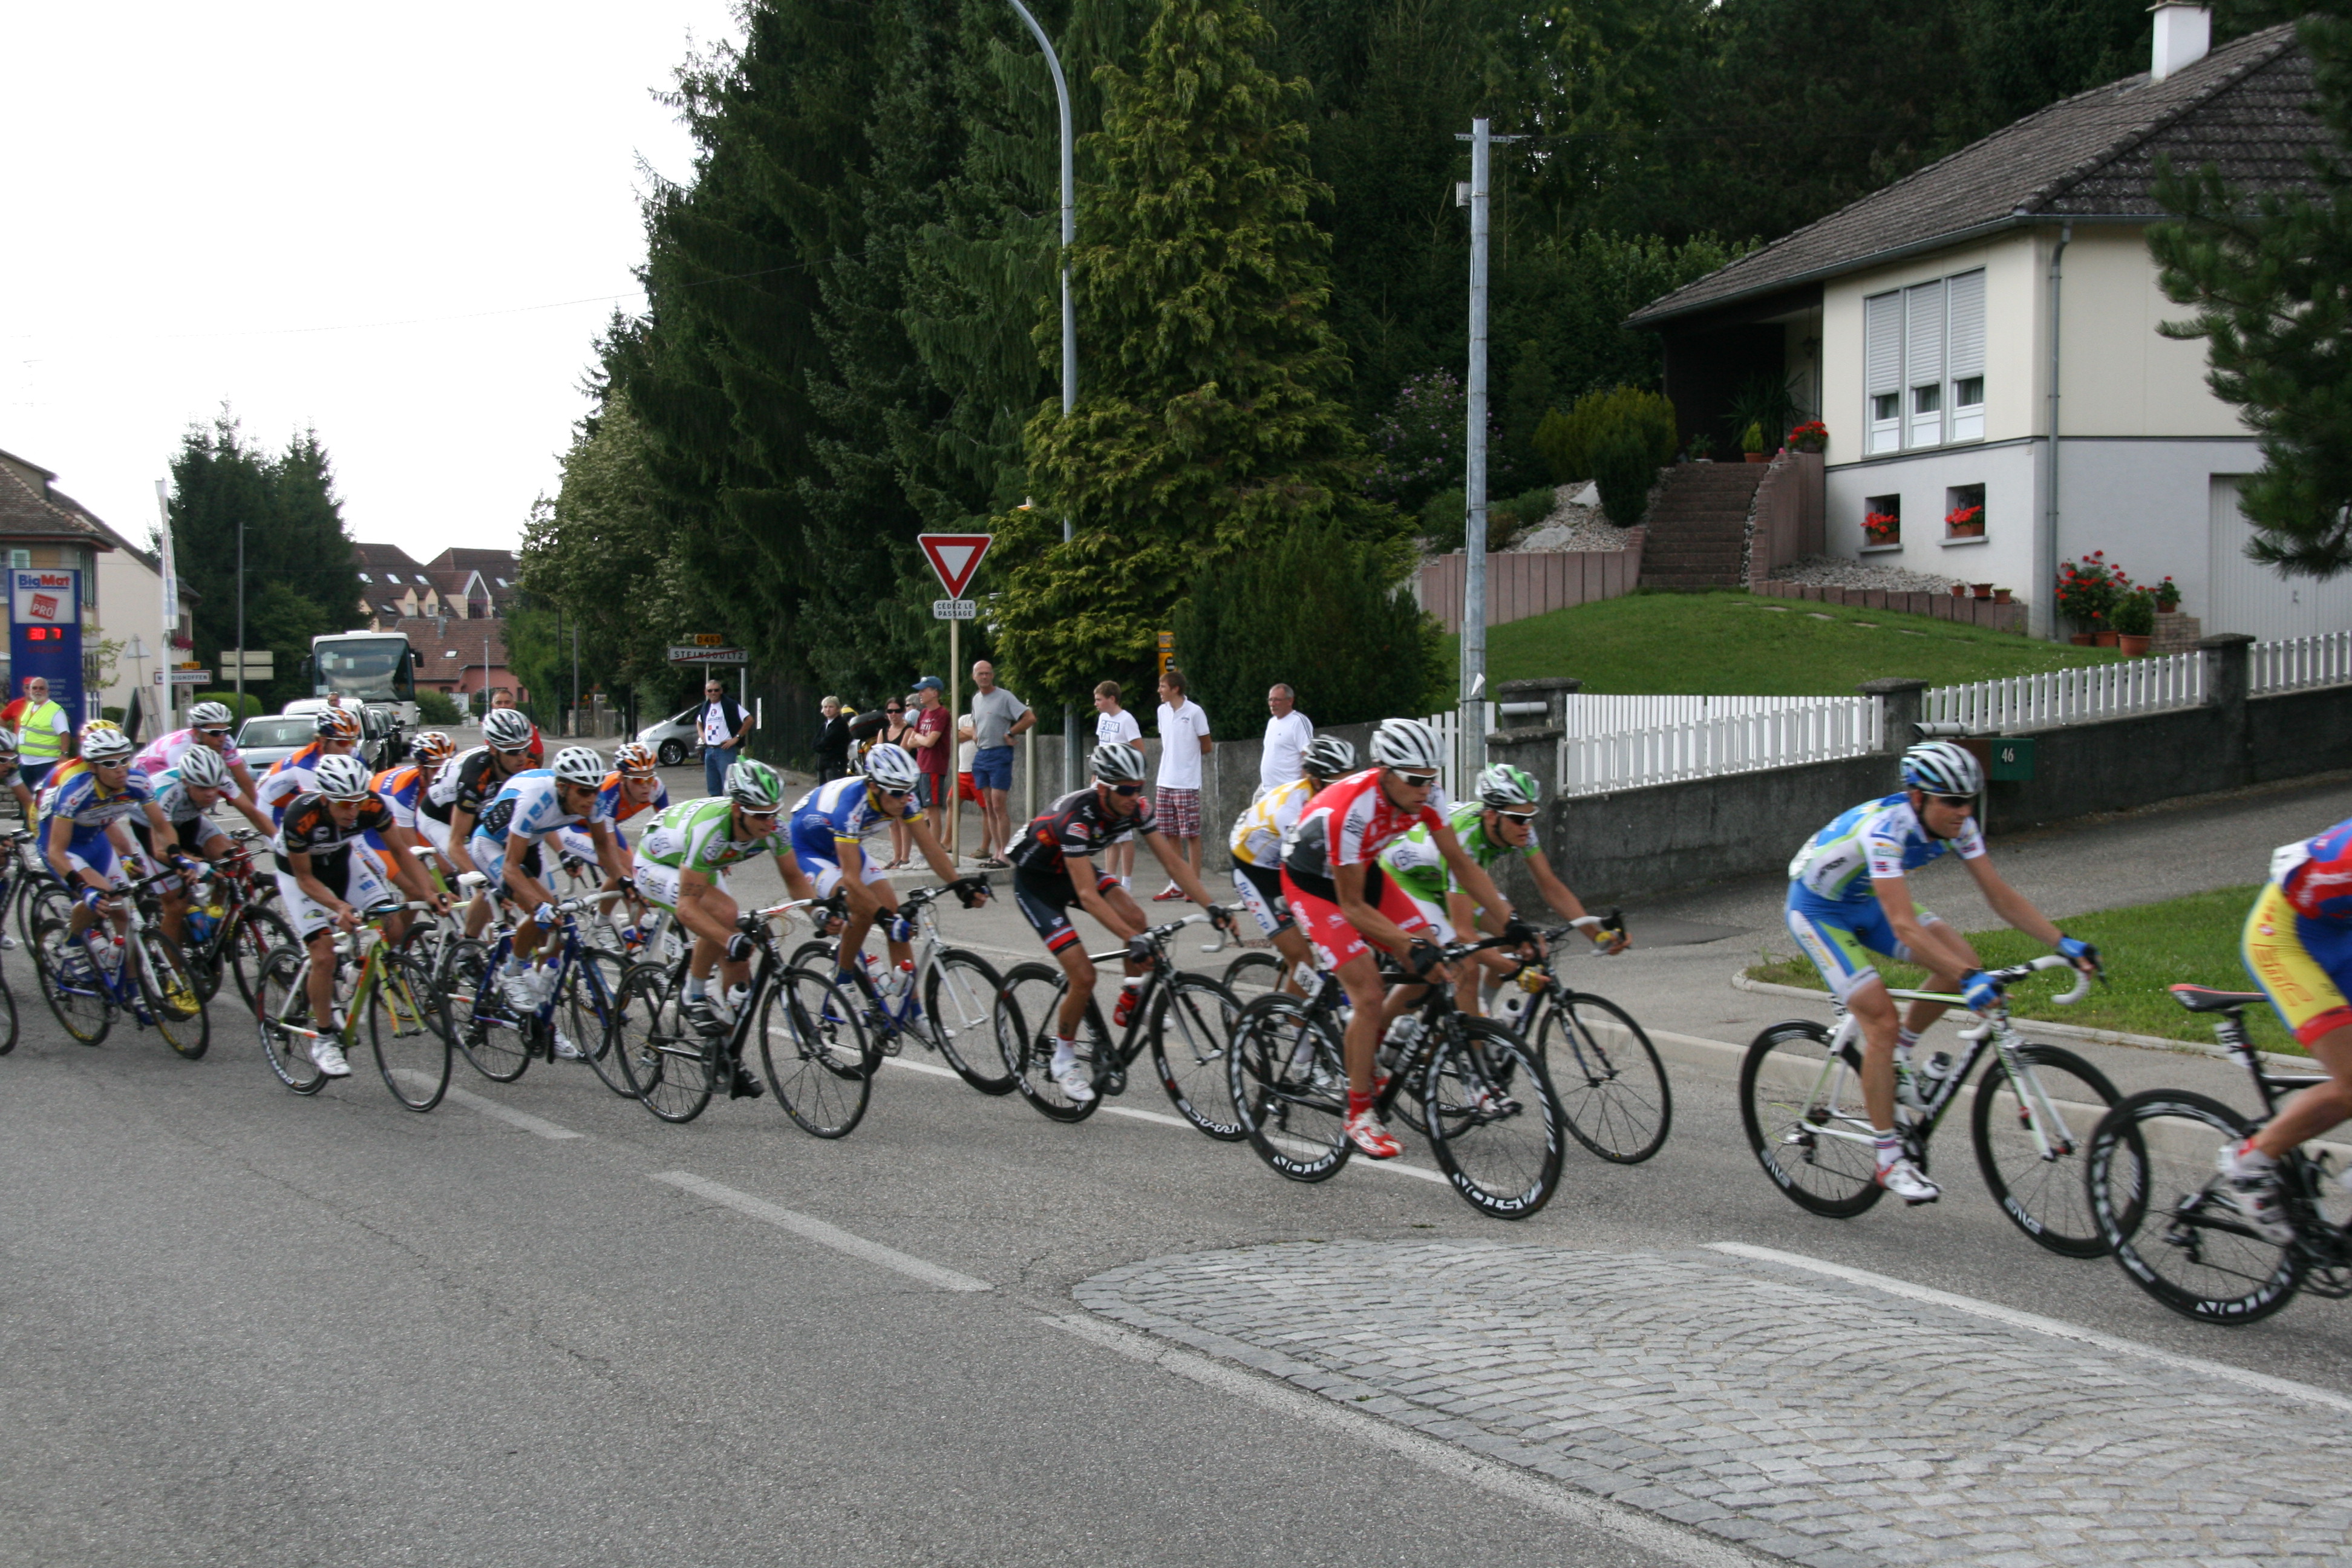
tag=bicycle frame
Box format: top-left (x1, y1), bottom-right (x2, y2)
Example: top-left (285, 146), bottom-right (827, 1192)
top-left (462, 892), bottom-right (628, 1050)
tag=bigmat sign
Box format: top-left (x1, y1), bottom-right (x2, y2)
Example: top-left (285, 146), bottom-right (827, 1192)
top-left (10, 570), bottom-right (83, 720)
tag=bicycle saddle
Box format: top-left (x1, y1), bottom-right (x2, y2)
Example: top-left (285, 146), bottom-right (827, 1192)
top-left (2169, 984), bottom-right (2268, 1013)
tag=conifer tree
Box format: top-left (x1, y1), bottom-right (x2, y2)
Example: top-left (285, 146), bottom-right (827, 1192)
top-left (993, 0), bottom-right (1404, 699)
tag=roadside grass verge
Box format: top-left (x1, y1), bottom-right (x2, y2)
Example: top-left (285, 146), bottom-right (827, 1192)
top-left (1743, 884), bottom-right (2304, 1053)
top-left (1443, 589), bottom-right (2122, 695)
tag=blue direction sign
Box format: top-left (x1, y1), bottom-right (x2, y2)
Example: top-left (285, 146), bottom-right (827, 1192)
top-left (10, 569), bottom-right (83, 721)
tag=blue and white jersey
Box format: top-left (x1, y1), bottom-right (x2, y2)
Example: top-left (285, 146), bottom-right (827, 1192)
top-left (42, 760), bottom-right (155, 847)
top-left (1788, 793), bottom-right (1986, 908)
top-left (472, 769), bottom-right (607, 846)
top-left (788, 775), bottom-right (916, 865)
top-left (151, 768), bottom-right (218, 828)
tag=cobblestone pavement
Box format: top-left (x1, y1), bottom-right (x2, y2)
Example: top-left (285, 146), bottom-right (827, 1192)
top-left (1077, 1241), bottom-right (2352, 1567)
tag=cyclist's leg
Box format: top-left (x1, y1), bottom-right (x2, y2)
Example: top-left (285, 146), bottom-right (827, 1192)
top-left (2243, 887), bottom-right (2352, 1157)
top-left (1009, 869), bottom-right (1095, 1040)
top-left (1233, 863), bottom-right (1313, 995)
top-left (1786, 896), bottom-right (1914, 1172)
top-left (272, 863), bottom-right (347, 1028)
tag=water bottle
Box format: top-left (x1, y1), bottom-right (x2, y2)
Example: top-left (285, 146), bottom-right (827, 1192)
top-left (1112, 976), bottom-right (1145, 1028)
top-left (186, 906), bottom-right (217, 946)
top-left (1496, 987), bottom-right (1531, 1027)
top-left (96, 932), bottom-right (123, 976)
top-left (1378, 1014), bottom-right (1424, 1072)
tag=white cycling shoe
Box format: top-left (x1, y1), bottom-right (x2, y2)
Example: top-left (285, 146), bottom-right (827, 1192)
top-left (554, 1030), bottom-right (584, 1060)
top-left (2214, 1143), bottom-right (2297, 1243)
top-left (1051, 1062), bottom-right (1097, 1103)
top-left (311, 1038), bottom-right (353, 1078)
top-left (1877, 1157), bottom-right (1940, 1205)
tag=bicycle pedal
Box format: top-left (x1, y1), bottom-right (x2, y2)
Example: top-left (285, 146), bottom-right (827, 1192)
top-left (1100, 1068), bottom-right (1127, 1096)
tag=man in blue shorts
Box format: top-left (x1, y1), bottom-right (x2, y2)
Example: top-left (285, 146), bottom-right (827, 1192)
top-left (1785, 740), bottom-right (2099, 1205)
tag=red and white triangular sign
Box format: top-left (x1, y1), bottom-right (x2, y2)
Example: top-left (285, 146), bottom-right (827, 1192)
top-left (917, 532), bottom-right (993, 599)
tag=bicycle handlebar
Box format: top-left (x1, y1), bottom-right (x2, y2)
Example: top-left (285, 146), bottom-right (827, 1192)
top-left (1987, 952), bottom-right (2093, 1007)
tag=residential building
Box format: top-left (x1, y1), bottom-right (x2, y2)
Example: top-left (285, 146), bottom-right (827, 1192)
top-left (1628, 9), bottom-right (2336, 641)
top-left (348, 541), bottom-right (524, 707)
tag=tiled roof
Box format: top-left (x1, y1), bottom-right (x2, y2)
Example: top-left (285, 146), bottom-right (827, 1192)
top-left (0, 462), bottom-right (114, 544)
top-left (1629, 24), bottom-right (2321, 327)
top-left (385, 613), bottom-right (511, 675)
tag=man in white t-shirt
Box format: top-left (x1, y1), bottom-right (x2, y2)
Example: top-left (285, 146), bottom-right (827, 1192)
top-left (1093, 679), bottom-right (1145, 888)
top-left (1150, 667), bottom-right (1214, 901)
top-left (1258, 682), bottom-right (1315, 799)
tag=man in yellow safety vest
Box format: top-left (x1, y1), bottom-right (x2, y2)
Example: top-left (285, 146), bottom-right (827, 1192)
top-left (9, 676), bottom-right (72, 792)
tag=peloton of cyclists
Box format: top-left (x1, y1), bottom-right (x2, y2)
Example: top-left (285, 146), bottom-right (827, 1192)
top-left (131, 699), bottom-right (276, 837)
top-left (1227, 734), bottom-right (1357, 997)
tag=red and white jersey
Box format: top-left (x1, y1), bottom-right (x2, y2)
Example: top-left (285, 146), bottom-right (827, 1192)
top-left (1280, 768), bottom-right (1449, 897)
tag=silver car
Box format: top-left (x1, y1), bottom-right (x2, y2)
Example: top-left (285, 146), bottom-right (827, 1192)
top-left (637, 705), bottom-right (707, 769)
top-left (234, 714), bottom-right (318, 776)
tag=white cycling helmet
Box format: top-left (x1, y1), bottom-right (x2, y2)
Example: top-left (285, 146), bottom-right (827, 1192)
top-left (725, 758), bottom-right (787, 811)
top-left (549, 745), bottom-right (606, 788)
top-left (189, 701), bottom-right (235, 729)
top-left (1901, 739), bottom-right (1983, 798)
top-left (313, 753), bottom-right (375, 801)
top-left (1370, 716), bottom-right (1444, 773)
top-left (1091, 741), bottom-right (1148, 785)
top-left (79, 727), bottom-right (135, 764)
top-left (482, 708), bottom-right (535, 751)
top-left (1475, 763), bottom-right (1541, 810)
top-left (0, 727), bottom-right (18, 757)
top-left (1302, 735), bottom-right (1357, 779)
top-left (175, 745), bottom-right (230, 789)
top-left (863, 742), bottom-right (921, 791)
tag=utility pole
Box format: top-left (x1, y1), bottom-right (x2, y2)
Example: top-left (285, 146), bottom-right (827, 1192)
top-left (1461, 117), bottom-right (1492, 789)
top-left (1008, 0), bottom-right (1078, 786)
top-left (235, 508), bottom-right (246, 716)
top-left (570, 624), bottom-right (580, 739)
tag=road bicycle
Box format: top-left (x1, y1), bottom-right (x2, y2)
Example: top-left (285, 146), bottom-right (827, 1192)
top-left (795, 881), bottom-right (1010, 1094)
top-left (1494, 913), bottom-right (1670, 1165)
top-left (1226, 933), bottom-right (1566, 1220)
top-left (33, 867), bottom-right (207, 1058)
top-left (992, 912), bottom-right (1246, 1137)
top-left (1740, 954), bottom-right (2115, 1252)
top-left (441, 889), bottom-right (633, 1092)
top-left (2086, 984), bottom-right (2352, 1324)
top-left (607, 898), bottom-right (873, 1133)
top-left (253, 900), bottom-right (450, 1109)
top-left (175, 831), bottom-right (298, 1006)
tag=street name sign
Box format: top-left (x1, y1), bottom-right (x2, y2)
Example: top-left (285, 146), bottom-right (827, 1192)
top-left (668, 645), bottom-right (748, 665)
top-left (932, 599), bottom-right (978, 621)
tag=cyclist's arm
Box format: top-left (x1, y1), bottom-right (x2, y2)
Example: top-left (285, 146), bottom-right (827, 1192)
top-left (585, 820), bottom-right (630, 890)
top-left (46, 815), bottom-right (99, 892)
top-left (446, 803), bottom-right (482, 877)
top-left (1068, 851), bottom-right (1145, 938)
top-left (1429, 822), bottom-right (1516, 931)
top-left (138, 797), bottom-right (181, 856)
top-left (1870, 872), bottom-right (1979, 976)
top-left (1140, 829), bottom-right (1221, 912)
top-left (226, 766), bottom-right (273, 833)
top-left (1439, 888), bottom-right (1485, 945)
top-left (1527, 854), bottom-right (1627, 953)
top-left (902, 817), bottom-right (968, 892)
top-left (1958, 854), bottom-right (2076, 961)
top-left (1333, 859), bottom-right (1422, 961)
top-left (9, 781), bottom-right (33, 820)
top-left (288, 848), bottom-right (356, 928)
top-left (769, 846), bottom-right (820, 906)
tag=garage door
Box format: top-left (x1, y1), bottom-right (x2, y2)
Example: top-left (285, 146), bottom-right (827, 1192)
top-left (2206, 475), bottom-right (2352, 640)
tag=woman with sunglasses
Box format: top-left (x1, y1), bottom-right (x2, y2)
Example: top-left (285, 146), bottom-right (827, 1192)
top-left (880, 699), bottom-right (916, 868)
top-left (131, 699), bottom-right (276, 835)
top-left (1785, 740), bottom-right (2102, 1206)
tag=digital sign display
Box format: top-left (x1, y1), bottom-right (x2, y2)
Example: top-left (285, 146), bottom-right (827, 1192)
top-left (10, 570), bottom-right (83, 721)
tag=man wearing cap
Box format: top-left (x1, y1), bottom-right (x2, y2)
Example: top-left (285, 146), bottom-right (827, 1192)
top-left (698, 676), bottom-right (753, 799)
top-left (907, 676), bottom-right (952, 815)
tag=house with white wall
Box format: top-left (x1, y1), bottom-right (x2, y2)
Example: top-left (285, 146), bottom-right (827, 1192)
top-left (1629, 10), bottom-right (2338, 640)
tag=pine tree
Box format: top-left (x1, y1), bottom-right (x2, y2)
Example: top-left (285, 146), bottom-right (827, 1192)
top-left (993, 0), bottom-right (1405, 702)
top-left (2151, 2), bottom-right (2352, 577)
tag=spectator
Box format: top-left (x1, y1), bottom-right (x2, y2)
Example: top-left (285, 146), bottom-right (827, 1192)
top-left (12, 676), bottom-right (71, 792)
top-left (956, 714), bottom-right (981, 818)
top-left (1150, 667), bottom-right (1213, 901)
top-left (906, 675), bottom-right (952, 841)
top-left (814, 695), bottom-right (851, 783)
top-left (698, 676), bottom-right (754, 798)
top-left (488, 688), bottom-right (543, 760)
top-left (1093, 680), bottom-right (1143, 889)
top-left (1258, 682), bottom-right (1315, 798)
top-left (879, 695), bottom-right (916, 866)
top-left (967, 659), bottom-right (1034, 867)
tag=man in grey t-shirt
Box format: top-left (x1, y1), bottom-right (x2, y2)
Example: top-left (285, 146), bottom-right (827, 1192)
top-left (968, 661), bottom-right (1034, 865)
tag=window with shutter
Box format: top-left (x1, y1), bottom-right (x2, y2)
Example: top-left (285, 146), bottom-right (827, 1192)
top-left (1865, 291), bottom-right (1903, 454)
top-left (1946, 269), bottom-right (1986, 441)
top-left (1905, 280), bottom-right (1945, 446)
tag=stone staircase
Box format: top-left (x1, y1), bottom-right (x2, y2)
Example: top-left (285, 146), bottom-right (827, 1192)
top-left (1638, 462), bottom-right (1766, 589)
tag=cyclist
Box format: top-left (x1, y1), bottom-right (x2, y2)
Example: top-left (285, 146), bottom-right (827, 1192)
top-left (469, 746), bottom-right (632, 1051)
top-left (633, 759), bottom-right (827, 1098)
top-left (132, 700), bottom-right (276, 835)
top-left (421, 708), bottom-right (538, 935)
top-left (275, 753), bottom-right (449, 1079)
top-left (2216, 818), bottom-right (2352, 1240)
top-left (1004, 741), bottom-right (1233, 1105)
top-left (1380, 762), bottom-right (1628, 1010)
top-left (552, 740), bottom-right (666, 890)
top-left (1278, 717), bottom-right (1527, 1159)
top-left (1785, 740), bottom-right (2100, 1205)
top-left (130, 743), bottom-right (244, 948)
top-left (43, 725), bottom-right (192, 978)
top-left (1227, 734), bottom-right (1357, 997)
top-left (372, 730), bottom-right (457, 857)
top-left (255, 707), bottom-right (363, 824)
top-left (786, 743), bottom-right (984, 1007)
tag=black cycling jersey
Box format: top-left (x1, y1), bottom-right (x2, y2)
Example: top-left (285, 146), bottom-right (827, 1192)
top-left (275, 790), bottom-right (397, 872)
top-left (1007, 786), bottom-right (1157, 880)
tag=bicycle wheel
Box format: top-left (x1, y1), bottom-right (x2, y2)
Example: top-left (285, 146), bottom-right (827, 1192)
top-left (611, 964), bottom-right (716, 1123)
top-left (1151, 974), bottom-right (1246, 1140)
top-left (0, 965), bottom-right (17, 1054)
top-left (1739, 1019), bottom-right (1884, 1218)
top-left (1221, 950), bottom-right (1286, 1000)
top-left (788, 938), bottom-right (837, 972)
top-left (993, 962), bottom-right (1103, 1123)
top-left (1228, 995), bottom-right (1351, 1181)
top-left (136, 930), bottom-right (211, 1060)
top-left (1970, 1042), bottom-right (2118, 1257)
top-left (223, 901), bottom-right (297, 1008)
top-left (566, 947), bottom-right (636, 1097)
top-left (1423, 1019), bottom-right (1564, 1220)
top-left (370, 961), bottom-right (451, 1111)
top-left (763, 967), bottom-right (874, 1138)
top-left (34, 915), bottom-right (112, 1047)
top-left (2088, 1088), bottom-right (2308, 1323)
top-left (1536, 991), bottom-right (1671, 1164)
top-left (255, 944), bottom-right (328, 1095)
top-left (447, 942), bottom-right (529, 1083)
top-left (924, 947), bottom-right (1013, 1094)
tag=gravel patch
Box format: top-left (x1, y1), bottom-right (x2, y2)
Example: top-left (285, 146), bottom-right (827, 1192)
top-left (1505, 484), bottom-right (1633, 554)
top-left (1771, 554), bottom-right (1977, 594)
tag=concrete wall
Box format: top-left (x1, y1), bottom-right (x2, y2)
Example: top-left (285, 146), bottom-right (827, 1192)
top-left (1824, 434), bottom-right (2038, 600)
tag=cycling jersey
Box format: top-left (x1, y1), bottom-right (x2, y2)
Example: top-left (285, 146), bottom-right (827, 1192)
top-left (638, 796), bottom-right (789, 876)
top-left (131, 727), bottom-right (244, 781)
top-left (275, 790), bottom-right (397, 866)
top-left (788, 776), bottom-right (920, 863)
top-left (1008, 787), bottom-right (1156, 879)
top-left (1229, 777), bottom-right (1311, 869)
top-left (372, 764), bottom-right (431, 832)
top-left (2272, 819), bottom-right (2352, 923)
top-left (256, 740), bottom-right (346, 822)
top-left (42, 759), bottom-right (155, 846)
top-left (473, 770), bottom-right (603, 847)
top-left (1382, 800), bottom-right (1538, 903)
top-left (1788, 794), bottom-right (1986, 907)
top-left (420, 746), bottom-right (511, 825)
top-left (596, 771), bottom-right (669, 828)
top-left (1281, 769), bottom-right (1451, 900)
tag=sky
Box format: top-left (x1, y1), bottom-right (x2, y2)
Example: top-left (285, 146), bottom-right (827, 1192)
top-left (1, 1), bottom-right (743, 561)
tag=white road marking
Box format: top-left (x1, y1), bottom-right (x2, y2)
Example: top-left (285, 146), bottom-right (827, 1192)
top-left (650, 1170), bottom-right (992, 1293)
top-left (1708, 1241), bottom-right (2352, 1417)
top-left (1044, 1312), bottom-right (1762, 1568)
top-left (391, 1073), bottom-right (583, 1140)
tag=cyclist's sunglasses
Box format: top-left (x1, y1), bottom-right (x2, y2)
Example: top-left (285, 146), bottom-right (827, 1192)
top-left (1394, 769), bottom-right (1440, 788)
top-left (1495, 808), bottom-right (1538, 824)
top-left (1928, 792), bottom-right (1976, 808)
top-left (738, 807), bottom-right (781, 822)
top-left (874, 785), bottom-right (912, 799)
top-left (1111, 783), bottom-right (1144, 796)
top-left (492, 745), bottom-right (532, 757)
top-left (198, 726), bottom-right (232, 737)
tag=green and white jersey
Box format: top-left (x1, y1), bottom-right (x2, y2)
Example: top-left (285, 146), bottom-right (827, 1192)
top-left (1380, 800), bottom-right (1538, 903)
top-left (637, 796), bottom-right (789, 876)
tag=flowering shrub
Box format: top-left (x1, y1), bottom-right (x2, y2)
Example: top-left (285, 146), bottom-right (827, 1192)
top-left (1945, 503), bottom-right (1985, 533)
top-left (2055, 550), bottom-right (2130, 630)
top-left (2154, 575), bottom-right (2182, 612)
top-left (1863, 510), bottom-right (1900, 544)
top-left (1788, 419), bottom-right (1829, 453)
top-left (1367, 371), bottom-right (1477, 514)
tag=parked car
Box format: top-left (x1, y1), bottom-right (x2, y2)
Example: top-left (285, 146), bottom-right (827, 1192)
top-left (252, 701), bottom-right (405, 771)
top-left (636, 706), bottom-right (706, 768)
top-left (234, 713), bottom-right (317, 776)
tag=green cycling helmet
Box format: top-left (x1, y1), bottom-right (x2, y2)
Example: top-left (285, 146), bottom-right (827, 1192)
top-left (724, 757), bottom-right (787, 812)
top-left (1475, 763), bottom-right (1541, 810)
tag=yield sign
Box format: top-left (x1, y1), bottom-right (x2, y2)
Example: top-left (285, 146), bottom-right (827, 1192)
top-left (917, 533), bottom-right (993, 599)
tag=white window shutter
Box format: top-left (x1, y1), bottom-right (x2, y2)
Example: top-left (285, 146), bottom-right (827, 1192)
top-left (1947, 270), bottom-right (1986, 378)
top-left (1905, 280), bottom-right (1945, 388)
top-left (1866, 292), bottom-right (1901, 396)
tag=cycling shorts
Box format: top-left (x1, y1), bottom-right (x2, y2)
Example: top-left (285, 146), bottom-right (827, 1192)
top-left (1783, 889), bottom-right (1944, 1003)
top-left (632, 858), bottom-right (728, 916)
top-left (273, 855), bottom-right (393, 940)
top-left (1280, 865), bottom-right (1433, 972)
top-left (1013, 867), bottom-right (1121, 955)
top-left (554, 822), bottom-right (627, 865)
top-left (803, 847), bottom-right (892, 900)
top-left (2243, 882), bottom-right (2352, 1047)
top-left (62, 834), bottom-right (132, 889)
top-left (413, 810), bottom-right (452, 858)
top-left (129, 818), bottom-right (224, 896)
top-left (467, 835), bottom-right (544, 897)
top-left (1232, 862), bottom-right (1292, 938)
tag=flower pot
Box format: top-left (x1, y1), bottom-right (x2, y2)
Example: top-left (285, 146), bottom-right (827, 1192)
top-left (1743, 452), bottom-right (1767, 463)
top-left (1971, 583), bottom-right (1993, 599)
top-left (1993, 589), bottom-right (2013, 605)
top-left (2069, 633), bottom-right (2096, 646)
top-left (1948, 524), bottom-right (1985, 539)
top-left (2095, 632), bottom-right (2120, 647)
top-left (2118, 634), bottom-right (2152, 656)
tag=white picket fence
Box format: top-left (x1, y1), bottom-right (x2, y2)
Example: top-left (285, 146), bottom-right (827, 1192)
top-left (1556, 693), bottom-right (1856, 740)
top-left (1919, 652), bottom-right (2204, 732)
top-left (1557, 697), bottom-right (1883, 798)
top-left (2252, 629), bottom-right (2352, 695)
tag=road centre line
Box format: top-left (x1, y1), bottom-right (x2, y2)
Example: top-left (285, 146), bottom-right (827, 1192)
top-left (391, 1074), bottom-right (584, 1140)
top-left (1707, 1241), bottom-right (2352, 1418)
top-left (1042, 1311), bottom-right (1762, 1568)
top-left (650, 1170), bottom-right (993, 1293)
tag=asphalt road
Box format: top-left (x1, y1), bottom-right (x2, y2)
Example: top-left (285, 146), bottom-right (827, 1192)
top-left (6, 766), bottom-right (2352, 1566)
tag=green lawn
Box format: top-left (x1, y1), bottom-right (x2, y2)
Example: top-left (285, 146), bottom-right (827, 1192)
top-left (1744, 884), bottom-right (2302, 1053)
top-left (1448, 590), bottom-right (2121, 695)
